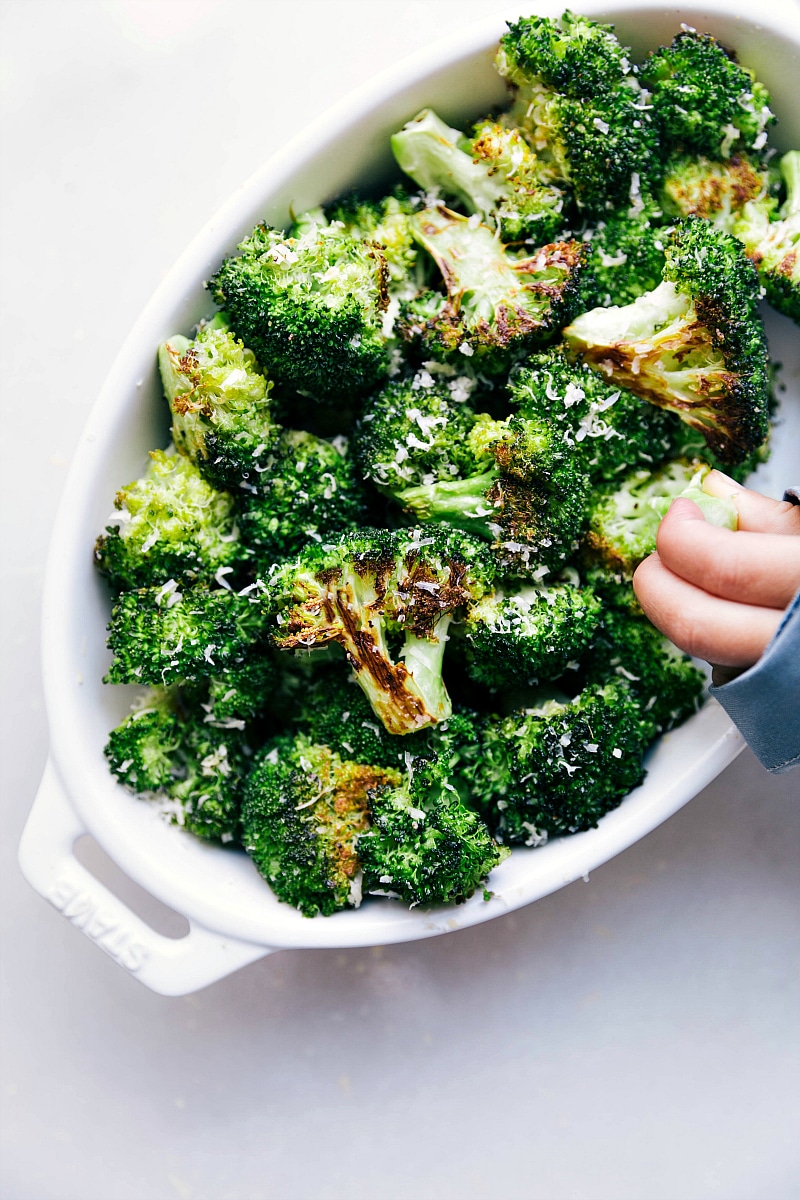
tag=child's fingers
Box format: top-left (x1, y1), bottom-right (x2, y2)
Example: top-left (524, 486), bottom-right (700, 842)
top-left (703, 470), bottom-right (800, 535)
top-left (633, 552), bottom-right (784, 667)
top-left (656, 498), bottom-right (800, 610)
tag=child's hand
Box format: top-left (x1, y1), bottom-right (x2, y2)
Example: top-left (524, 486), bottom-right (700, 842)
top-left (633, 471), bottom-right (800, 685)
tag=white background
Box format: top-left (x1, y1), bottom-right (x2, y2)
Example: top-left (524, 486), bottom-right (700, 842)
top-left (1, 3), bottom-right (799, 1198)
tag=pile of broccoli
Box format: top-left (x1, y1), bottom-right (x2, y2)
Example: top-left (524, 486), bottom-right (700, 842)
top-left (96, 12), bottom-right (793, 919)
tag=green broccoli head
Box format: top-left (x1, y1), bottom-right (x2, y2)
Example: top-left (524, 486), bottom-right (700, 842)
top-left (564, 217), bottom-right (771, 465)
top-left (733, 150), bottom-right (800, 324)
top-left (575, 192), bottom-right (669, 310)
top-left (587, 606), bottom-right (705, 733)
top-left (359, 752), bottom-right (508, 907)
top-left (238, 429), bottom-right (370, 570)
top-left (158, 317), bottom-right (279, 490)
top-left (264, 526), bottom-right (496, 735)
top-left (583, 458), bottom-right (738, 577)
top-left (462, 579), bottom-right (602, 689)
top-left (242, 735), bottom-right (400, 917)
top-left (354, 372), bottom-right (483, 494)
top-left (209, 211), bottom-right (392, 403)
top-left (477, 679), bottom-right (654, 843)
top-left (508, 349), bottom-right (678, 481)
top-left (105, 583), bottom-right (267, 686)
top-left (391, 108), bottom-right (566, 244)
top-left (399, 206), bottom-right (586, 371)
top-left (325, 188), bottom-right (420, 287)
top-left (105, 685), bottom-right (250, 843)
top-left (496, 13), bottom-right (657, 214)
top-left (94, 447), bottom-right (243, 592)
top-left (641, 28), bottom-right (775, 160)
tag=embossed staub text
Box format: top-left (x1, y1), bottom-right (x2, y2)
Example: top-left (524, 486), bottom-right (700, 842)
top-left (48, 872), bottom-right (150, 972)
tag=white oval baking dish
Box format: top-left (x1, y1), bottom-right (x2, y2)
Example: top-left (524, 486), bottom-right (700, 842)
top-left (20, 1), bottom-right (800, 995)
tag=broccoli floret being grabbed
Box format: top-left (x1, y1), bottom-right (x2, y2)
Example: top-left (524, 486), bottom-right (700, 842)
top-left (264, 527), bottom-right (495, 735)
top-left (356, 375), bottom-right (589, 576)
top-left (105, 686), bottom-right (250, 842)
top-left (733, 151), bottom-right (800, 324)
top-left (641, 28), bottom-right (775, 161)
top-left (496, 11), bottom-right (657, 214)
top-left (508, 350), bottom-right (679, 481)
top-left (462, 579), bottom-right (603, 688)
top-left (583, 458), bottom-right (738, 577)
top-left (563, 217), bottom-right (771, 465)
top-left (475, 679), bottom-right (654, 844)
top-left (94, 447), bottom-right (243, 592)
top-left (399, 206), bottom-right (585, 371)
top-left (158, 317), bottom-right (278, 490)
top-left (587, 604), bottom-right (705, 733)
top-left (105, 582), bottom-right (267, 686)
top-left (391, 109), bottom-right (566, 243)
top-left (209, 210), bottom-right (393, 403)
top-left (238, 429), bottom-right (370, 569)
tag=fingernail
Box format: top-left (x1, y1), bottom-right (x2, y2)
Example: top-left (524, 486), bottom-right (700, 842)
top-left (667, 497), bottom-right (704, 520)
top-left (702, 469), bottom-right (744, 500)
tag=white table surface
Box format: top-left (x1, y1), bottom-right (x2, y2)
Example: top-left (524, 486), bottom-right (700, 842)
top-left (2, 3), bottom-right (799, 1198)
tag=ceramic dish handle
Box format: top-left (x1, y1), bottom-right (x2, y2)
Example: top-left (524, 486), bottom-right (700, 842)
top-left (19, 761), bottom-right (272, 996)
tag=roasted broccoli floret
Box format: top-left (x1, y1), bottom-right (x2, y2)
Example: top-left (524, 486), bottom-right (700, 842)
top-left (399, 206), bottom-right (585, 370)
top-left (242, 735), bottom-right (399, 917)
top-left (183, 654), bottom-right (278, 726)
top-left (583, 458), bottom-right (738, 577)
top-left (564, 217), bottom-right (771, 465)
top-left (238, 429), bottom-right (370, 569)
top-left (105, 583), bottom-right (267, 686)
top-left (587, 603), bottom-right (705, 733)
top-left (391, 109), bottom-right (566, 243)
top-left (575, 192), bottom-right (670, 310)
top-left (105, 685), bottom-right (250, 842)
top-left (659, 152), bottom-right (771, 230)
top-left (508, 350), bottom-right (678, 481)
top-left (264, 527), bottom-right (495, 735)
top-left (359, 752), bottom-right (508, 907)
top-left (462, 579), bottom-right (602, 688)
top-left (158, 317), bottom-right (278, 490)
top-left (496, 11), bottom-right (656, 213)
top-left (641, 28), bottom-right (775, 161)
top-left (94, 447), bottom-right (243, 592)
top-left (476, 679), bottom-right (654, 843)
top-left (325, 189), bottom-right (420, 288)
top-left (209, 210), bottom-right (393, 403)
top-left (733, 150), bottom-right (800, 324)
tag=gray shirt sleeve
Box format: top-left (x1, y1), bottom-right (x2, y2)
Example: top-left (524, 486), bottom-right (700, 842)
top-left (709, 588), bottom-right (800, 774)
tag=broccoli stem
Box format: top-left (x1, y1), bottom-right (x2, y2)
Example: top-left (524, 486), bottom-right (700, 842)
top-left (395, 471), bottom-right (499, 539)
top-left (398, 615), bottom-right (453, 726)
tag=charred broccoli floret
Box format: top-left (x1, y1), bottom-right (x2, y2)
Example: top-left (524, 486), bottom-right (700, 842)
top-left (583, 458), bottom-right (738, 577)
top-left (462, 579), bottom-right (602, 688)
top-left (94, 447), bottom-right (243, 592)
top-left (641, 28), bottom-right (775, 161)
top-left (564, 217), bottom-right (771, 465)
top-left (496, 11), bottom-right (657, 213)
top-left (659, 152), bottom-right (771, 230)
top-left (105, 582), bottom-right (267, 686)
top-left (238, 429), bottom-right (370, 569)
top-left (399, 206), bottom-right (585, 371)
top-left (391, 109), bottom-right (566, 243)
top-left (476, 679), bottom-right (654, 843)
top-left (158, 316), bottom-right (278, 490)
top-left (325, 189), bottom-right (420, 288)
top-left (242, 735), bottom-right (399, 917)
top-left (575, 192), bottom-right (670, 310)
top-left (209, 210), bottom-right (393, 403)
top-left (733, 150), bottom-right (800, 324)
top-left (508, 350), bottom-right (678, 481)
top-left (264, 527), bottom-right (495, 735)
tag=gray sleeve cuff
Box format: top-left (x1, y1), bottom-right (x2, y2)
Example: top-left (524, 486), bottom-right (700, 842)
top-left (709, 589), bottom-right (800, 774)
